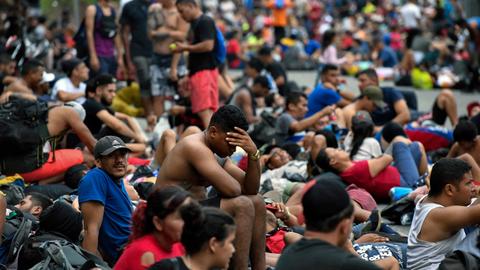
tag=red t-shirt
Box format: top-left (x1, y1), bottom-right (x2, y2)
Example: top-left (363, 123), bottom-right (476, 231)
top-left (340, 160), bottom-right (400, 200)
top-left (114, 234), bottom-right (185, 270)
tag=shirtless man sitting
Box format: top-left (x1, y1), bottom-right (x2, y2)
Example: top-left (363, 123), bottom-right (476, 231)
top-left (156, 105), bottom-right (266, 270)
top-left (0, 59), bottom-right (43, 103)
top-left (448, 120), bottom-right (480, 166)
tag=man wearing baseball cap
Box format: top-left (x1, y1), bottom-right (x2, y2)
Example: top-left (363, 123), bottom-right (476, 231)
top-left (78, 136), bottom-right (133, 265)
top-left (342, 85), bottom-right (386, 129)
top-left (276, 179), bottom-right (380, 270)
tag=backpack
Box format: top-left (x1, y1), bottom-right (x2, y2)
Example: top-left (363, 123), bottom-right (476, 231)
top-left (214, 27), bottom-right (227, 65)
top-left (249, 111), bottom-right (279, 147)
top-left (73, 4), bottom-right (117, 60)
top-left (0, 207), bottom-right (36, 267)
top-left (0, 184), bottom-right (24, 205)
top-left (439, 250), bottom-right (480, 270)
top-left (0, 98), bottom-right (51, 175)
top-left (22, 236), bottom-right (111, 270)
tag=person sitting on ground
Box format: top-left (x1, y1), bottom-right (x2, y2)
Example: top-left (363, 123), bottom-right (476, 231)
top-left (0, 60), bottom-right (44, 102)
top-left (82, 74), bottom-right (146, 154)
top-left (156, 105), bottom-right (266, 270)
top-left (0, 54), bottom-right (17, 93)
top-left (275, 179), bottom-right (382, 270)
top-left (2, 101), bottom-right (97, 183)
top-left (153, 126), bottom-right (203, 167)
top-left (448, 120), bottom-right (480, 166)
top-left (407, 158), bottom-right (480, 270)
top-left (344, 111), bottom-right (382, 161)
top-left (228, 75), bottom-right (271, 124)
top-left (306, 64), bottom-right (355, 117)
top-left (115, 186), bottom-right (191, 270)
top-left (149, 204), bottom-right (236, 270)
top-left (14, 192), bottom-right (53, 219)
top-left (79, 136), bottom-right (133, 265)
top-left (342, 86), bottom-right (386, 129)
top-left (51, 58), bottom-right (89, 104)
top-left (258, 46), bottom-right (288, 95)
top-left (276, 91), bottom-right (335, 145)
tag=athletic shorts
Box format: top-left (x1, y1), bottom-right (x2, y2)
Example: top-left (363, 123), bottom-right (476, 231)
top-left (189, 68), bottom-right (219, 114)
top-left (20, 149), bottom-right (84, 183)
top-left (150, 53), bottom-right (187, 97)
top-left (431, 97), bottom-right (447, 126)
top-left (132, 56), bottom-right (151, 97)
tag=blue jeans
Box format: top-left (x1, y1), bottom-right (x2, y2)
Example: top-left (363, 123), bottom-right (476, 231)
top-left (90, 56), bottom-right (117, 78)
top-left (393, 142), bottom-right (421, 187)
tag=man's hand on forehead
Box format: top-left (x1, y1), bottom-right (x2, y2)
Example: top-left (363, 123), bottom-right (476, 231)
top-left (226, 127), bottom-right (257, 155)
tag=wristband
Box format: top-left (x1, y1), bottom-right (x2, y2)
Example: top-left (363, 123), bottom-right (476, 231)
top-left (249, 149), bottom-right (261, 161)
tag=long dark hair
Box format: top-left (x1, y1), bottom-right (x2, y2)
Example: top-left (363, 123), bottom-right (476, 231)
top-left (350, 120), bottom-right (374, 159)
top-left (321, 30), bottom-right (336, 53)
top-left (130, 186), bottom-right (190, 241)
top-left (180, 203), bottom-right (236, 255)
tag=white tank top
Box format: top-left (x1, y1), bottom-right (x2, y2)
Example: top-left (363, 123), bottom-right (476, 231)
top-left (407, 196), bottom-right (466, 270)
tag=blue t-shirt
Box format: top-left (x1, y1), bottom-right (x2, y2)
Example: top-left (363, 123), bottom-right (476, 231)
top-left (306, 84), bottom-right (341, 117)
top-left (78, 167), bottom-right (132, 261)
top-left (371, 87), bottom-right (404, 126)
top-left (379, 46), bottom-right (398, 68)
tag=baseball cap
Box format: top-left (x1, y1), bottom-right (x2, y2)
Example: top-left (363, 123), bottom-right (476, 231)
top-left (41, 71), bottom-right (55, 83)
top-left (363, 86), bottom-right (386, 108)
top-left (302, 178), bottom-right (352, 226)
top-left (94, 73), bottom-right (116, 87)
top-left (64, 101), bottom-right (86, 121)
top-left (94, 136), bottom-right (131, 158)
top-left (352, 110), bottom-right (373, 126)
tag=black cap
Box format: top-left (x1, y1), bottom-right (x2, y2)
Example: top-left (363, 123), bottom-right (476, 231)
top-left (94, 136), bottom-right (131, 158)
top-left (302, 178), bottom-right (352, 225)
top-left (61, 58), bottom-right (83, 77)
top-left (94, 73), bottom-right (116, 87)
top-left (258, 46), bottom-right (273, 56)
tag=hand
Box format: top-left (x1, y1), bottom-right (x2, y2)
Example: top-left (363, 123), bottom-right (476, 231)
top-left (320, 105), bottom-right (336, 116)
top-left (172, 42), bottom-right (189, 53)
top-left (0, 91), bottom-right (12, 103)
top-left (169, 67), bottom-right (178, 82)
top-left (89, 56), bottom-right (100, 72)
top-left (355, 233), bottom-right (389, 243)
top-left (126, 60), bottom-right (136, 79)
top-left (117, 58), bottom-right (126, 79)
top-left (271, 202), bottom-right (290, 221)
top-left (226, 127), bottom-right (257, 156)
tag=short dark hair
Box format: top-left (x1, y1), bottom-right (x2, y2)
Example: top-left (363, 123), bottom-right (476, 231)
top-left (258, 46), bottom-right (273, 56)
top-left (27, 192), bottom-right (53, 210)
top-left (429, 158), bottom-right (472, 196)
top-left (21, 59), bottom-right (43, 76)
top-left (253, 75), bottom-right (270, 89)
top-left (382, 122), bottom-right (407, 143)
top-left (247, 58), bottom-right (264, 72)
top-left (209, 105), bottom-right (249, 132)
top-left (0, 54), bottom-right (13, 65)
top-left (320, 64), bottom-right (338, 76)
top-left (357, 68), bottom-right (378, 81)
top-left (453, 120), bottom-right (478, 143)
top-left (181, 204), bottom-right (235, 255)
top-left (285, 91), bottom-right (307, 108)
top-left (176, 0), bottom-right (197, 5)
top-left (315, 148), bottom-right (339, 174)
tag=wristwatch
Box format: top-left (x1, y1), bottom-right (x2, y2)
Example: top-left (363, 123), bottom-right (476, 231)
top-left (249, 149), bottom-right (261, 161)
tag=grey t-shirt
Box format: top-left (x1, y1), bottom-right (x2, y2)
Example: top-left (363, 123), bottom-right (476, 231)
top-left (276, 112), bottom-right (295, 144)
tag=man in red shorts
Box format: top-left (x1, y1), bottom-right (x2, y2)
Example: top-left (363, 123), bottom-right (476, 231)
top-left (174, 0), bottom-right (219, 128)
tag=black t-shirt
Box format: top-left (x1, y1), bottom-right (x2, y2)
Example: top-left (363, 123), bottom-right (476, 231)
top-left (276, 238), bottom-right (381, 270)
top-left (148, 257), bottom-right (190, 270)
top-left (266, 62), bottom-right (288, 95)
top-left (371, 87), bottom-right (404, 126)
top-left (0, 71), bottom-right (5, 95)
top-left (188, 14), bottom-right (217, 75)
top-left (82, 98), bottom-right (114, 135)
top-left (25, 184), bottom-right (73, 200)
top-left (120, 0), bottom-right (153, 58)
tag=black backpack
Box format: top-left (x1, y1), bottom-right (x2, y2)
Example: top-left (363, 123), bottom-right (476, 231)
top-left (0, 207), bottom-right (37, 267)
top-left (19, 233), bottom-right (110, 270)
top-left (74, 4), bottom-right (117, 60)
top-left (249, 111), bottom-right (279, 147)
top-left (0, 184), bottom-right (24, 205)
top-left (0, 98), bottom-right (51, 175)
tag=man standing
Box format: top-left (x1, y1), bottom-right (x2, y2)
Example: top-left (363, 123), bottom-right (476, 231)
top-left (156, 105), bottom-right (266, 270)
top-left (276, 179), bottom-right (380, 270)
top-left (120, 0), bottom-right (153, 126)
top-left (79, 136), bottom-right (133, 264)
top-left (147, 0), bottom-right (188, 123)
top-left (174, 0), bottom-right (218, 128)
top-left (52, 58), bottom-right (89, 103)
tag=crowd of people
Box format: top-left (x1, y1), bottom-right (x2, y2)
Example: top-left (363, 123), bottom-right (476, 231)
top-left (0, 0), bottom-right (480, 269)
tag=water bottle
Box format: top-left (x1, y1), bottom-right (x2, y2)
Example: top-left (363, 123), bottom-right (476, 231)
top-left (389, 187), bottom-right (413, 202)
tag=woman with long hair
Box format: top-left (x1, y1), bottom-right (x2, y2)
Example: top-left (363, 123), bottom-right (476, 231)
top-left (149, 204), bottom-right (236, 270)
top-left (344, 111), bottom-right (382, 161)
top-left (319, 30), bottom-right (347, 66)
top-left (114, 186), bottom-right (191, 270)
